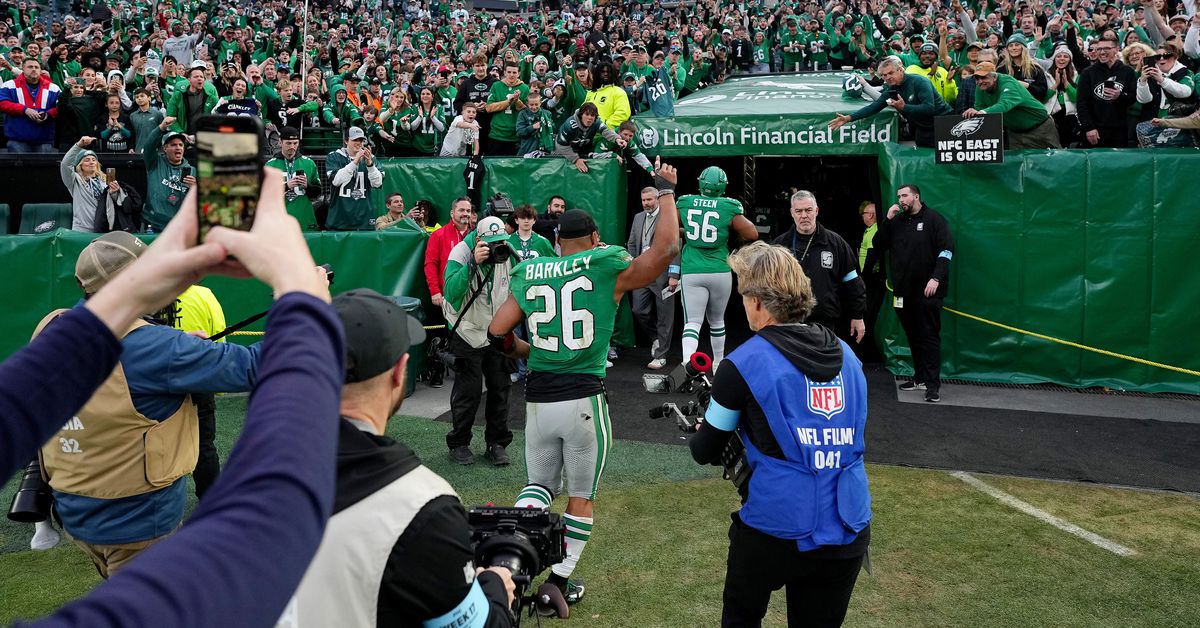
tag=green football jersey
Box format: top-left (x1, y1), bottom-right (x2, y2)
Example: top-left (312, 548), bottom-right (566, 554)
top-left (677, 194), bottom-right (744, 275)
top-left (510, 245), bottom-right (632, 377)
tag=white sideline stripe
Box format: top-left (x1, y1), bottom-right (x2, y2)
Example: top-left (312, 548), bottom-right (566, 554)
top-left (949, 471), bottom-right (1137, 557)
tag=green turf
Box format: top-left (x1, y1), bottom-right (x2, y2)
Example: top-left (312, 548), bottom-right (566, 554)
top-left (2, 397), bottom-right (1198, 626)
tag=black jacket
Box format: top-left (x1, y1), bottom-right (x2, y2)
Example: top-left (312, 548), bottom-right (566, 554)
top-left (1076, 61), bottom-right (1138, 131)
top-left (872, 203), bottom-right (954, 298)
top-left (773, 224), bottom-right (867, 324)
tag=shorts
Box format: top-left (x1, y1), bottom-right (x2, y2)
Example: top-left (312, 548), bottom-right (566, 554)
top-left (524, 392), bottom-right (612, 501)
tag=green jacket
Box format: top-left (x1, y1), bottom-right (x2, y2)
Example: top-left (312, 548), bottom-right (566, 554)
top-left (974, 72), bottom-right (1049, 132)
top-left (140, 126), bottom-right (194, 231)
top-left (265, 154), bottom-right (322, 230)
top-left (516, 107), bottom-right (555, 155)
top-left (165, 82), bottom-right (219, 133)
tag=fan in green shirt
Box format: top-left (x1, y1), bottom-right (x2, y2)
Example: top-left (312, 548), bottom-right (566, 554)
top-left (265, 128), bottom-right (322, 230)
top-left (485, 66), bottom-right (529, 147)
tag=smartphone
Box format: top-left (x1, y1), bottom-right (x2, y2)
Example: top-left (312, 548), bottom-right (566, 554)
top-left (105, 167), bottom-right (117, 183)
top-left (195, 115), bottom-right (264, 242)
top-left (1103, 77), bottom-right (1117, 90)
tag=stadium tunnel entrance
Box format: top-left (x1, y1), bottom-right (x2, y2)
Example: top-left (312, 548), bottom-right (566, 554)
top-left (622, 154), bottom-right (884, 352)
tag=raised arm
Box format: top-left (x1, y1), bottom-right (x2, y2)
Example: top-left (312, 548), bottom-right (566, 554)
top-left (615, 160), bottom-right (681, 296)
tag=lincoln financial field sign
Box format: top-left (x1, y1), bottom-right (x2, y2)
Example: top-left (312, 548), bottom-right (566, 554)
top-left (635, 75), bottom-right (900, 157)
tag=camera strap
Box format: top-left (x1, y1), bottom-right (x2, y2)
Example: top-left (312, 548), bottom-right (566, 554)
top-left (448, 263), bottom-right (491, 334)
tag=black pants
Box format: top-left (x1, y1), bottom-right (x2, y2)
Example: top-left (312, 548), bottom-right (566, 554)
top-left (857, 274), bottom-right (887, 363)
top-left (722, 515), bottom-right (864, 628)
top-left (446, 332), bottom-right (514, 450)
top-left (894, 293), bottom-right (942, 392)
top-left (191, 393), bottom-right (220, 499)
top-left (631, 273), bottom-right (674, 361)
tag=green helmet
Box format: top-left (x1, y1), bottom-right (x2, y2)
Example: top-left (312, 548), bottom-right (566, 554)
top-left (697, 166), bottom-right (728, 196)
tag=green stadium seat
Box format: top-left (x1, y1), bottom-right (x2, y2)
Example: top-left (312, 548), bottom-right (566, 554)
top-left (19, 203), bottom-right (74, 234)
top-left (0, 204), bottom-right (10, 234)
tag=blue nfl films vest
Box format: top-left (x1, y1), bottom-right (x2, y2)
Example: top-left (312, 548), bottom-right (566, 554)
top-left (727, 334), bottom-right (871, 551)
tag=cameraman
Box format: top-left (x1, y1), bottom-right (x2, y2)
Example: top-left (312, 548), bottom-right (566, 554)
top-left (442, 215), bottom-right (517, 466)
top-left (690, 241), bottom-right (871, 627)
top-left (280, 290), bottom-right (515, 628)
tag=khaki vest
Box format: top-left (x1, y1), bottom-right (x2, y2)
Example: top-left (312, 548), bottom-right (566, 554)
top-left (35, 310), bottom-right (199, 499)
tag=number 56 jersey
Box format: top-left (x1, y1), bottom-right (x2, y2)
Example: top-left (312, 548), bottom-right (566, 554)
top-left (510, 244), bottom-right (632, 378)
top-left (676, 194), bottom-right (744, 275)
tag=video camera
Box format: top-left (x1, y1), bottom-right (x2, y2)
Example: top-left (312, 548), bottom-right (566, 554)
top-left (468, 505), bottom-right (569, 623)
top-left (644, 353), bottom-right (751, 491)
top-left (8, 459), bottom-right (52, 523)
top-left (425, 335), bottom-right (461, 378)
top-left (485, 192), bottom-right (516, 221)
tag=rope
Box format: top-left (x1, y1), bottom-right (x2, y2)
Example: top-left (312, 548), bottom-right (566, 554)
top-left (884, 281), bottom-right (1197, 377)
top-left (228, 323), bottom-right (447, 338)
top-left (940, 306), bottom-right (1200, 378)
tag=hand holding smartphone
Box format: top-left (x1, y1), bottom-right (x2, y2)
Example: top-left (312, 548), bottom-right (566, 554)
top-left (195, 115), bottom-right (265, 242)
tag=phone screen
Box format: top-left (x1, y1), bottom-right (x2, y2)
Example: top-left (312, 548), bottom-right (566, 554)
top-left (197, 124), bottom-right (260, 241)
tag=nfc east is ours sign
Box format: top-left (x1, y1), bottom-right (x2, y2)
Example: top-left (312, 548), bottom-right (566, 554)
top-left (934, 114), bottom-right (1004, 164)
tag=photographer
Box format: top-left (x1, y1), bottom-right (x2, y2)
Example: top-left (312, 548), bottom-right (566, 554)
top-left (442, 215), bottom-right (517, 466)
top-left (690, 241), bottom-right (871, 627)
top-left (280, 290), bottom-right (516, 628)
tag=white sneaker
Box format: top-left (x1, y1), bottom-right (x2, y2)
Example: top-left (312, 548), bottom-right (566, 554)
top-left (31, 521), bottom-right (59, 551)
top-left (605, 360), bottom-right (614, 368)
top-left (647, 358), bottom-right (667, 369)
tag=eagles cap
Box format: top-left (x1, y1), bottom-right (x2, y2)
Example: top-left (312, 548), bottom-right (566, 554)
top-left (557, 208), bottom-right (597, 239)
top-left (334, 289), bottom-right (426, 384)
top-left (476, 216), bottom-right (509, 244)
top-left (75, 232), bottom-right (148, 295)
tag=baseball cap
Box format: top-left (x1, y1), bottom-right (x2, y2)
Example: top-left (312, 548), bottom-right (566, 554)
top-left (476, 216), bottom-right (509, 244)
top-left (75, 232), bottom-right (147, 295)
top-left (973, 61), bottom-right (997, 76)
top-left (280, 126), bottom-right (301, 140)
top-left (161, 131), bottom-right (187, 146)
top-left (557, 209), bottom-right (597, 239)
top-left (966, 41), bottom-right (984, 50)
top-left (145, 66), bottom-right (160, 75)
top-left (920, 42), bottom-right (938, 53)
top-left (346, 126), bottom-right (366, 141)
top-left (189, 59), bottom-right (207, 70)
top-left (333, 289), bottom-right (426, 384)
top-left (622, 71), bottom-right (636, 81)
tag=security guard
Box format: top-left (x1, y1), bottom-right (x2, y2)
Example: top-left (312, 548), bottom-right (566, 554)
top-left (873, 183), bottom-right (954, 403)
top-left (691, 241), bottom-right (870, 627)
top-left (35, 232), bottom-right (260, 578)
top-left (773, 190), bottom-right (866, 343)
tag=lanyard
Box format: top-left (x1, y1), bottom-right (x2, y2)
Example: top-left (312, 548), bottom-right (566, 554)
top-left (791, 229), bottom-right (816, 263)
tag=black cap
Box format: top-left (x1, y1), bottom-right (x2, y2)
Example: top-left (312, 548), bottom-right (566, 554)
top-left (279, 126), bottom-right (300, 140)
top-left (557, 208), bottom-right (597, 239)
top-left (333, 289), bottom-right (427, 384)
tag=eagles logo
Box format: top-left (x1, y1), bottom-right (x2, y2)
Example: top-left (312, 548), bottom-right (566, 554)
top-left (950, 118), bottom-right (984, 137)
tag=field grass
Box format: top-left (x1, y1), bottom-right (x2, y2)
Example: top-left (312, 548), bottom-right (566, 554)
top-left (1, 397), bottom-right (1197, 626)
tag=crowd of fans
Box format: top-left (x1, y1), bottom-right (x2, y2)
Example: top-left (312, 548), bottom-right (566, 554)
top-left (0, 0), bottom-right (1197, 232)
